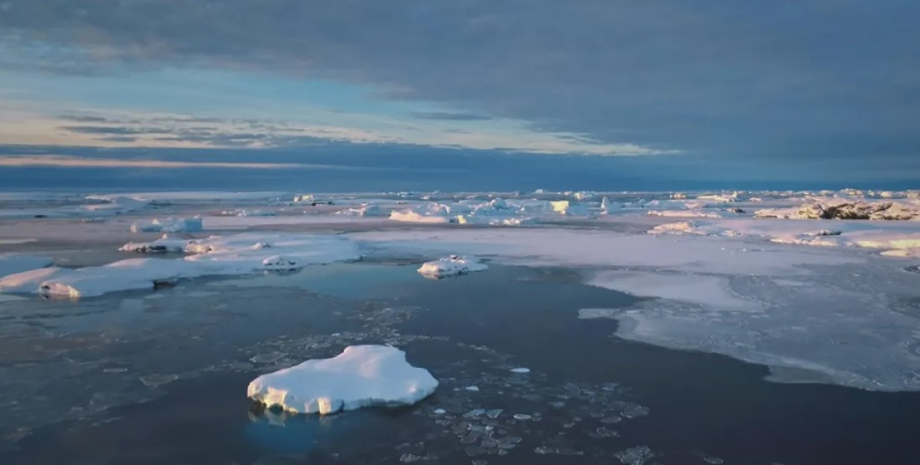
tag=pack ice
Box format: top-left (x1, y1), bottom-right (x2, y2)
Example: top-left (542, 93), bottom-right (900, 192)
top-left (1, 233), bottom-right (360, 298)
top-left (247, 345), bottom-right (438, 414)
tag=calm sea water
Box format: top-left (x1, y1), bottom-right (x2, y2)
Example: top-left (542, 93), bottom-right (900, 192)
top-left (1, 262), bottom-right (918, 465)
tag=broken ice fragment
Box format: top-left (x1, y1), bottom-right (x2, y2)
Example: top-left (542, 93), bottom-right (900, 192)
top-left (510, 367), bottom-right (530, 374)
top-left (615, 446), bottom-right (654, 465)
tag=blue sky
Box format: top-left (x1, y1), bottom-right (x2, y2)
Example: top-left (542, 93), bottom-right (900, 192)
top-left (0, 0), bottom-right (918, 187)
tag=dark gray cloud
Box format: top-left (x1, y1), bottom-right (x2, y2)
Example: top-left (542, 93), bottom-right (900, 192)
top-left (2, 0), bottom-right (919, 166)
top-left (410, 111), bottom-right (492, 121)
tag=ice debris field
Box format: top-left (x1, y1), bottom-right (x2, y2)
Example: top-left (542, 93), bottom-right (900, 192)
top-left (2, 188), bottom-right (920, 394)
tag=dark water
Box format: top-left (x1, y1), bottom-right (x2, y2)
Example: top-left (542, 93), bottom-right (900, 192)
top-left (2, 263), bottom-right (919, 465)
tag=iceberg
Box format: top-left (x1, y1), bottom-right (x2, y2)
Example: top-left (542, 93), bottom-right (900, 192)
top-left (417, 255), bottom-right (488, 278)
top-left (130, 217), bottom-right (203, 233)
top-left (247, 345), bottom-right (438, 415)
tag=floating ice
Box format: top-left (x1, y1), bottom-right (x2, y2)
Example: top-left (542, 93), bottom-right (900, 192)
top-left (418, 255), bottom-right (488, 278)
top-left (247, 345), bottom-right (438, 415)
top-left (120, 235), bottom-right (189, 253)
top-left (510, 368), bottom-right (530, 374)
top-left (335, 204), bottom-right (389, 217)
top-left (130, 217), bottom-right (203, 233)
top-left (755, 198), bottom-right (920, 220)
top-left (3, 233), bottom-right (360, 297)
top-left (615, 446), bottom-right (654, 465)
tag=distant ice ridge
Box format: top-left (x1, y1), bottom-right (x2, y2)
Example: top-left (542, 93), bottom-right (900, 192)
top-left (0, 233), bottom-right (360, 298)
top-left (335, 204), bottom-right (389, 217)
top-left (247, 345), bottom-right (438, 414)
top-left (417, 255), bottom-right (488, 278)
top-left (649, 217), bottom-right (920, 258)
top-left (130, 217), bottom-right (203, 233)
top-left (754, 197), bottom-right (919, 220)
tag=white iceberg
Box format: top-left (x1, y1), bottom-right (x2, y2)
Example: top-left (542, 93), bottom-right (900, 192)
top-left (0, 254), bottom-right (53, 277)
top-left (130, 217), bottom-right (203, 233)
top-left (417, 254), bottom-right (488, 278)
top-left (247, 345), bottom-right (438, 415)
top-left (120, 235), bottom-right (189, 253)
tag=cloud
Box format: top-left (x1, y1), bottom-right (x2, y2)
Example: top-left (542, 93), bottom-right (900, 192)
top-left (0, 154), bottom-right (399, 170)
top-left (0, 0), bottom-right (917, 164)
top-left (0, 155), bottom-right (301, 169)
top-left (410, 111), bottom-right (492, 121)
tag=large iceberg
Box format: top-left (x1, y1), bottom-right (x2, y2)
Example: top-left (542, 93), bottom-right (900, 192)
top-left (247, 345), bottom-right (438, 415)
top-left (417, 254), bottom-right (488, 278)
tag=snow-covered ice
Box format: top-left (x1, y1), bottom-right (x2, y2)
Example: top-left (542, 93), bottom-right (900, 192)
top-left (130, 217), bottom-right (203, 233)
top-left (417, 255), bottom-right (488, 278)
top-left (247, 345), bottom-right (438, 414)
top-left (2, 233), bottom-right (360, 297)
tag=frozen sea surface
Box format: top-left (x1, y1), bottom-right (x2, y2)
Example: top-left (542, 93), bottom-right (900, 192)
top-left (0, 261), bottom-right (918, 465)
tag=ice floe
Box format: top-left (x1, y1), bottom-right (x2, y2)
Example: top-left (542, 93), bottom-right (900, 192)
top-left (247, 345), bottom-right (438, 414)
top-left (2, 233), bottom-right (360, 297)
top-left (130, 217), bottom-right (203, 233)
top-left (418, 255), bottom-right (488, 278)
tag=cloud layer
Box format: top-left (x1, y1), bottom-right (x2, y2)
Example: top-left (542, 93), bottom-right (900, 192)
top-left (0, 0), bottom-right (918, 165)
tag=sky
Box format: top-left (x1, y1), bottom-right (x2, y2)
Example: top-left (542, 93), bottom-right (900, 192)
top-left (0, 0), bottom-right (918, 189)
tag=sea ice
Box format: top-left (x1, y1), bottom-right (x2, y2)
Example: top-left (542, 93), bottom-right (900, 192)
top-left (417, 255), bottom-right (488, 278)
top-left (247, 345), bottom-right (438, 414)
top-left (3, 233), bottom-right (360, 297)
top-left (0, 254), bottom-right (53, 277)
top-left (130, 217), bottom-right (203, 233)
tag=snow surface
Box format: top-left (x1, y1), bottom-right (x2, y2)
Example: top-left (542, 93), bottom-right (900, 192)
top-left (1, 233), bottom-right (360, 297)
top-left (247, 345), bottom-right (438, 414)
top-left (649, 217), bottom-right (920, 258)
top-left (417, 255), bottom-right (488, 278)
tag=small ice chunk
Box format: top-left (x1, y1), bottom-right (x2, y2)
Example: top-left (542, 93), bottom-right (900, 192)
top-left (418, 255), bottom-right (488, 279)
top-left (247, 345), bottom-right (438, 415)
top-left (464, 385), bottom-right (480, 392)
top-left (433, 408), bottom-right (447, 415)
top-left (130, 217), bottom-right (203, 233)
top-left (261, 255), bottom-right (302, 271)
top-left (513, 414), bottom-right (532, 420)
top-left (510, 367), bottom-right (530, 374)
